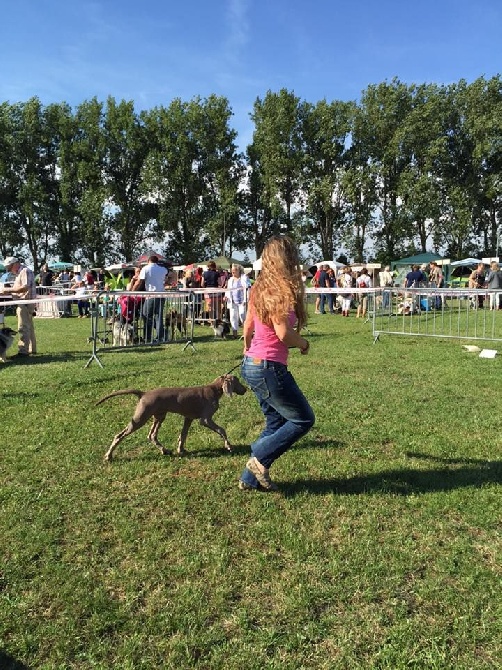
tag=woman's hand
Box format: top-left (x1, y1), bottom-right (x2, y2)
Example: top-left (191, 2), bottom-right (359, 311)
top-left (299, 339), bottom-right (310, 355)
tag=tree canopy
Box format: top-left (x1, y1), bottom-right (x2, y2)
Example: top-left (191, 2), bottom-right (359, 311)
top-left (1, 76), bottom-right (500, 270)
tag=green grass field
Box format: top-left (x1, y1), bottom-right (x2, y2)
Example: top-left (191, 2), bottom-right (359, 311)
top-left (1, 311), bottom-right (500, 669)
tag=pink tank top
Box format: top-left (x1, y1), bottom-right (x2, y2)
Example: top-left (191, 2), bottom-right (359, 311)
top-left (246, 310), bottom-right (297, 365)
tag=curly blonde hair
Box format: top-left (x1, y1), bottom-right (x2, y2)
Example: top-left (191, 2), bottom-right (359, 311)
top-left (251, 236), bottom-right (307, 330)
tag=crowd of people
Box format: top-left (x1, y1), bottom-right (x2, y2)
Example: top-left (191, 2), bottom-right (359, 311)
top-left (311, 263), bottom-right (375, 318)
top-left (95, 257), bottom-right (253, 343)
top-left (308, 258), bottom-right (502, 316)
top-left (2, 251), bottom-right (502, 360)
top-left (0, 254), bottom-right (257, 359)
top-left (24, 258), bottom-right (254, 324)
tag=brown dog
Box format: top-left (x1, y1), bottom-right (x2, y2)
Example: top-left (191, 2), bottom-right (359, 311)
top-left (165, 309), bottom-right (187, 340)
top-left (97, 374), bottom-right (247, 461)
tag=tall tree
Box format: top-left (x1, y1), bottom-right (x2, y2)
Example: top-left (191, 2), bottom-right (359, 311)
top-left (0, 103), bottom-right (24, 258)
top-left (192, 95), bottom-right (243, 257)
top-left (103, 97), bottom-right (156, 261)
top-left (55, 103), bottom-right (83, 262)
top-left (301, 99), bottom-right (354, 259)
top-left (8, 98), bottom-right (59, 270)
top-left (393, 83), bottom-right (444, 253)
top-left (143, 96), bottom-right (238, 262)
top-left (460, 76), bottom-right (502, 254)
top-left (72, 98), bottom-right (108, 266)
top-left (431, 82), bottom-right (480, 258)
top-left (353, 79), bottom-right (415, 261)
top-left (250, 89), bottom-right (307, 234)
top-left (241, 142), bottom-right (282, 259)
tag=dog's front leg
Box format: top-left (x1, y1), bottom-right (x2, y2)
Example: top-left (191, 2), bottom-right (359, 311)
top-left (199, 417), bottom-right (232, 452)
top-left (177, 417), bottom-right (193, 455)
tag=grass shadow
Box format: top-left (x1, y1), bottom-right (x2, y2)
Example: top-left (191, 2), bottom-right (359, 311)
top-left (0, 650), bottom-right (32, 670)
top-left (6, 351), bottom-right (88, 365)
top-left (101, 441), bottom-right (251, 463)
top-left (283, 461), bottom-right (502, 497)
top-left (183, 442), bottom-right (250, 458)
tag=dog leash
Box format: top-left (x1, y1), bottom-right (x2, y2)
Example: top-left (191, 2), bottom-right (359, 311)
top-left (224, 360), bottom-right (243, 376)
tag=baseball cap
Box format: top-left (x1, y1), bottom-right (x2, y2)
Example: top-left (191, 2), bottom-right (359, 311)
top-left (3, 256), bottom-right (18, 268)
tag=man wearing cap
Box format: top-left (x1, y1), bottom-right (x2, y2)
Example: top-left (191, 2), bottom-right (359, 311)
top-left (0, 257), bottom-right (37, 357)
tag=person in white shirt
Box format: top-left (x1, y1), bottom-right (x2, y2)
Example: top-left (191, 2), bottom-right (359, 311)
top-left (337, 267), bottom-right (354, 317)
top-left (355, 268), bottom-right (372, 318)
top-left (139, 255), bottom-right (167, 342)
top-left (379, 265), bottom-right (393, 310)
top-left (225, 264), bottom-right (251, 337)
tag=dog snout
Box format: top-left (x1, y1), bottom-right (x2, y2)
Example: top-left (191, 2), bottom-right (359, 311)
top-left (230, 376), bottom-right (247, 395)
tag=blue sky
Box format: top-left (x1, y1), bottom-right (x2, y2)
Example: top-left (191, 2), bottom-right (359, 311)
top-left (2, 0), bottom-right (501, 152)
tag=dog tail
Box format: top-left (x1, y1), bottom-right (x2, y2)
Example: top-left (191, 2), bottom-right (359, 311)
top-left (95, 389), bottom-right (144, 406)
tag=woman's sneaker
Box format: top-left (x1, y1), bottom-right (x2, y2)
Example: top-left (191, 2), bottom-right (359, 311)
top-left (238, 480), bottom-right (274, 492)
top-left (245, 457), bottom-right (278, 491)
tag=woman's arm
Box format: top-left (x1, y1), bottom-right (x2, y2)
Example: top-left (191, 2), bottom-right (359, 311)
top-left (243, 307), bottom-right (254, 351)
top-left (273, 317), bottom-right (309, 354)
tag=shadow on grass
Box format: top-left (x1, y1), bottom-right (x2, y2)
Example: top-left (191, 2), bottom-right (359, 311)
top-left (284, 459), bottom-right (501, 497)
top-left (6, 351), bottom-right (88, 365)
top-left (0, 650), bottom-right (31, 670)
top-left (106, 442), bottom-right (251, 463)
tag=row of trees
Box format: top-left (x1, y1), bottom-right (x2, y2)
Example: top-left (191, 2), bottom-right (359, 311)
top-left (1, 76), bottom-right (500, 271)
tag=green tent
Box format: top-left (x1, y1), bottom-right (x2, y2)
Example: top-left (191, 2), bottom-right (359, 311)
top-left (391, 252), bottom-right (444, 269)
top-left (207, 256), bottom-right (243, 269)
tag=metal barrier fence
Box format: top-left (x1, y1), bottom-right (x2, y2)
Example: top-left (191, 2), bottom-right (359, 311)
top-left (36, 284), bottom-right (74, 317)
top-left (1, 285), bottom-right (251, 368)
top-left (3, 286), bottom-right (500, 366)
top-left (85, 285), bottom-right (251, 367)
top-left (85, 290), bottom-right (196, 367)
top-left (371, 287), bottom-right (502, 344)
top-left (304, 286), bottom-right (502, 344)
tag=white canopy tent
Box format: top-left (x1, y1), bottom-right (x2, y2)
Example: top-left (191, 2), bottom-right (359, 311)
top-left (450, 258), bottom-right (481, 267)
top-left (351, 262), bottom-right (381, 273)
top-left (312, 260), bottom-right (344, 271)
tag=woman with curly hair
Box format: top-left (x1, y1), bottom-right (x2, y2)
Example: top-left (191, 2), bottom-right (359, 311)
top-left (238, 236), bottom-right (315, 492)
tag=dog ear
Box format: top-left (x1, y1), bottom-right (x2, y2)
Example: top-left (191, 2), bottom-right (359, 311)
top-left (222, 375), bottom-right (233, 397)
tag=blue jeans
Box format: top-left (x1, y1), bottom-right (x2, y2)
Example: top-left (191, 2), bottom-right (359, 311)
top-left (382, 289), bottom-right (391, 309)
top-left (142, 297), bottom-right (165, 341)
top-left (240, 356), bottom-right (315, 488)
top-left (320, 292), bottom-right (335, 313)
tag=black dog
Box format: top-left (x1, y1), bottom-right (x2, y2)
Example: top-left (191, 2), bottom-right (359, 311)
top-left (0, 327), bottom-right (17, 362)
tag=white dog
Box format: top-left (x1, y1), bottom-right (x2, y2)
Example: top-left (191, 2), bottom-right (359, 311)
top-left (112, 322), bottom-right (136, 347)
